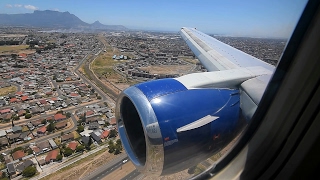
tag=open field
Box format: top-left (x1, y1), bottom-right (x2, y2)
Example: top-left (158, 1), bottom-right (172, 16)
top-left (0, 45), bottom-right (34, 55)
top-left (0, 86), bottom-right (17, 96)
top-left (42, 148), bottom-right (117, 180)
top-left (90, 34), bottom-right (137, 93)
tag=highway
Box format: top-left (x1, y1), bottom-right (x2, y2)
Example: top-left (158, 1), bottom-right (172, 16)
top-left (121, 169), bottom-right (140, 180)
top-left (80, 153), bottom-right (128, 180)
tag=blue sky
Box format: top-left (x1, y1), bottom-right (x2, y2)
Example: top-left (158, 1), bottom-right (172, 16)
top-left (0, 0), bottom-right (307, 38)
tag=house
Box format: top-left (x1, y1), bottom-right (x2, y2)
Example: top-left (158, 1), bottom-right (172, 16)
top-left (101, 130), bottom-right (110, 139)
top-left (31, 119), bottom-right (43, 127)
top-left (7, 163), bottom-right (16, 176)
top-left (30, 107), bottom-right (43, 114)
top-left (19, 132), bottom-right (31, 141)
top-left (61, 133), bottom-right (74, 142)
top-left (18, 110), bottom-right (26, 116)
top-left (68, 141), bottom-right (78, 151)
top-left (16, 159), bottom-right (33, 173)
top-left (4, 113), bottom-right (12, 120)
top-left (45, 149), bottom-right (58, 164)
top-left (54, 113), bottom-right (66, 121)
top-left (21, 96), bottom-right (28, 101)
top-left (110, 117), bottom-right (116, 125)
top-left (81, 136), bottom-right (90, 146)
top-left (26, 123), bottom-right (34, 130)
top-left (106, 112), bottom-right (114, 119)
top-left (32, 146), bottom-right (40, 155)
top-left (90, 132), bottom-right (101, 143)
top-left (12, 126), bottom-right (22, 133)
top-left (37, 126), bottom-right (47, 134)
top-left (12, 150), bottom-right (25, 160)
top-left (86, 110), bottom-right (94, 116)
top-left (8, 133), bottom-right (21, 143)
top-left (88, 122), bottom-right (99, 130)
top-left (37, 141), bottom-right (50, 151)
top-left (55, 121), bottom-right (67, 130)
top-left (0, 137), bottom-right (8, 147)
top-left (98, 121), bottom-right (105, 125)
top-left (38, 159), bottom-right (46, 166)
top-left (0, 130), bottom-right (6, 137)
top-left (48, 139), bottom-right (57, 149)
top-left (86, 116), bottom-right (98, 123)
top-left (10, 98), bottom-right (18, 103)
top-left (0, 108), bottom-right (10, 114)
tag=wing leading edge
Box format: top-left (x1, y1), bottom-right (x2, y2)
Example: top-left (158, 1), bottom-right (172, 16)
top-left (179, 27), bottom-right (276, 120)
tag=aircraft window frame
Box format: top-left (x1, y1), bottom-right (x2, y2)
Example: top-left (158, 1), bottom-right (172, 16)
top-left (191, 0), bottom-right (319, 179)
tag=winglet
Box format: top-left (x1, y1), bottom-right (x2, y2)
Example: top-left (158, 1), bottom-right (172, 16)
top-left (177, 115), bottom-right (219, 133)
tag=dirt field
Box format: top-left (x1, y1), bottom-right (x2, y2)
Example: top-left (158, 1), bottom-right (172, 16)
top-left (0, 45), bottom-right (35, 55)
top-left (44, 149), bottom-right (117, 180)
top-left (0, 86), bottom-right (17, 96)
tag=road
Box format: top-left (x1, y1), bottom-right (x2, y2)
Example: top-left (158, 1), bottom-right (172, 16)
top-left (30, 144), bottom-right (110, 180)
top-left (121, 169), bottom-right (140, 180)
top-left (80, 153), bottom-right (127, 180)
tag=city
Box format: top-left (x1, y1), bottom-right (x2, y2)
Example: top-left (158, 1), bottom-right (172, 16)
top-left (0, 26), bottom-right (285, 180)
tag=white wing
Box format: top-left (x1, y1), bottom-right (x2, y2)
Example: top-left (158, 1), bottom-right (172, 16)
top-left (179, 27), bottom-right (276, 120)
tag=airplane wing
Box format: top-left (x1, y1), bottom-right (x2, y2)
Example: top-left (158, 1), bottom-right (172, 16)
top-left (116, 27), bottom-right (279, 176)
top-left (179, 27), bottom-right (275, 120)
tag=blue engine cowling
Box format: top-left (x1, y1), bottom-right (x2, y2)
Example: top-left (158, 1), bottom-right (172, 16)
top-left (116, 78), bottom-right (240, 176)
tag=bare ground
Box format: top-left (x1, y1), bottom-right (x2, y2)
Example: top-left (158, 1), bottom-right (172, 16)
top-left (45, 150), bottom-right (117, 180)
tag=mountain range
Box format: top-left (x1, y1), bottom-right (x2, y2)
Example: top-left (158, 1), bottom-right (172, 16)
top-left (0, 10), bottom-right (127, 31)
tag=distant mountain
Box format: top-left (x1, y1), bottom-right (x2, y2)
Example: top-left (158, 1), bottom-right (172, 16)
top-left (90, 20), bottom-right (127, 31)
top-left (0, 10), bottom-right (127, 30)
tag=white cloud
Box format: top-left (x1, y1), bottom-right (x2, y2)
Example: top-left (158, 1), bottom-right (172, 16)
top-left (5, 4), bottom-right (13, 8)
top-left (14, 4), bottom-right (22, 8)
top-left (24, 5), bottom-right (38, 10)
top-left (52, 8), bottom-right (59, 11)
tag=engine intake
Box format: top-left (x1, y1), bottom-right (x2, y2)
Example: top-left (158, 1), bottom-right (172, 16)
top-left (116, 78), bottom-right (240, 176)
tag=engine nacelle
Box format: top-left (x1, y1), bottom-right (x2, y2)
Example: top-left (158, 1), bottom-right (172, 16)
top-left (116, 78), bottom-right (240, 176)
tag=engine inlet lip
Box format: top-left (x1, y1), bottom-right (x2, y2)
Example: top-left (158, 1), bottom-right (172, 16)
top-left (116, 86), bottom-right (164, 176)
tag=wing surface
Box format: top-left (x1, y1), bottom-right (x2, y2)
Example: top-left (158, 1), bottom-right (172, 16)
top-left (180, 27), bottom-right (275, 72)
top-left (179, 27), bottom-right (277, 120)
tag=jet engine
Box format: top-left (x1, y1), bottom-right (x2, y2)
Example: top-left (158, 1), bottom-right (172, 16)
top-left (116, 78), bottom-right (241, 176)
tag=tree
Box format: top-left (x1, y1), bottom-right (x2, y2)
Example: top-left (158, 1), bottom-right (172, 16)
top-left (76, 145), bottom-right (85, 152)
top-left (41, 119), bottom-right (47, 124)
top-left (1, 170), bottom-right (6, 178)
top-left (63, 147), bottom-right (73, 157)
top-left (109, 129), bottom-right (117, 138)
top-left (66, 112), bottom-right (72, 118)
top-left (114, 148), bottom-right (121, 155)
top-left (12, 115), bottom-right (20, 120)
top-left (27, 149), bottom-right (33, 155)
top-left (0, 154), bottom-right (4, 162)
top-left (97, 96), bottom-right (102, 100)
top-left (56, 110), bottom-right (64, 114)
top-left (56, 154), bottom-right (63, 161)
top-left (103, 102), bottom-right (109, 107)
top-left (77, 125), bottom-right (84, 133)
top-left (25, 113), bottom-right (32, 119)
top-left (47, 122), bottom-right (55, 132)
top-left (22, 166), bottom-right (36, 177)
top-left (11, 54), bottom-right (18, 60)
top-left (11, 147), bottom-right (23, 154)
top-left (105, 121), bottom-right (110, 126)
